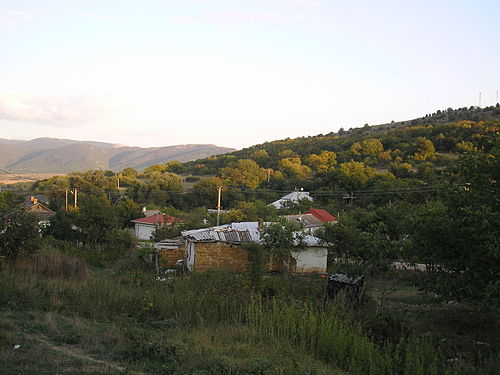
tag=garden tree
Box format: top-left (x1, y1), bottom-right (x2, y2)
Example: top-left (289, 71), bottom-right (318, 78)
top-left (408, 147), bottom-right (499, 309)
top-left (261, 218), bottom-right (305, 276)
top-left (318, 210), bottom-right (404, 311)
top-left (77, 194), bottom-right (118, 248)
top-left (278, 157), bottom-right (311, 179)
top-left (221, 209), bottom-right (245, 224)
top-left (182, 206), bottom-right (215, 229)
top-left (191, 177), bottom-right (224, 207)
top-left (221, 200), bottom-right (277, 223)
top-left (318, 217), bottom-right (401, 276)
top-left (139, 171), bottom-right (183, 206)
top-left (151, 223), bottom-right (183, 242)
top-left (44, 210), bottom-right (81, 243)
top-left (304, 150), bottom-right (337, 174)
top-left (0, 207), bottom-right (40, 260)
top-left (113, 198), bottom-right (143, 228)
top-left (220, 159), bottom-right (267, 188)
top-left (411, 137), bottom-right (436, 160)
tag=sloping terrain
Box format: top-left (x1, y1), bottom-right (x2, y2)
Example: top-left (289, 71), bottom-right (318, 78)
top-left (0, 138), bottom-right (235, 173)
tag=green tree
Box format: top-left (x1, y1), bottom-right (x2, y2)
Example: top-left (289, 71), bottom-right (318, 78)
top-left (114, 198), bottom-right (143, 228)
top-left (151, 223), bottom-right (183, 242)
top-left (191, 177), bottom-right (224, 207)
top-left (333, 160), bottom-right (376, 189)
top-left (44, 210), bottom-right (81, 242)
top-left (220, 159), bottom-right (267, 188)
top-left (305, 150), bottom-right (337, 174)
top-left (408, 148), bottom-right (499, 309)
top-left (121, 167), bottom-right (138, 177)
top-left (0, 208), bottom-right (40, 260)
top-left (350, 138), bottom-right (384, 157)
top-left (163, 160), bottom-right (185, 174)
top-left (411, 137), bottom-right (436, 160)
top-left (261, 219), bottom-right (305, 276)
top-left (249, 149), bottom-right (270, 165)
top-left (278, 157), bottom-right (311, 179)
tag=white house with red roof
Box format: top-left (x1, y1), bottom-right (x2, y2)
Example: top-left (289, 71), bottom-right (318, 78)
top-left (304, 208), bottom-right (336, 223)
top-left (284, 208), bottom-right (337, 235)
top-left (130, 214), bottom-right (181, 240)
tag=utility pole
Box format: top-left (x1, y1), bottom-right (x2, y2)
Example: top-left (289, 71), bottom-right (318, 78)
top-left (65, 189), bottom-right (68, 211)
top-left (479, 91), bottom-right (482, 107)
top-left (216, 186), bottom-right (222, 226)
top-left (267, 169), bottom-right (271, 184)
top-left (496, 89), bottom-right (499, 104)
top-left (117, 177), bottom-right (120, 190)
top-left (74, 188), bottom-right (78, 208)
top-left (343, 192), bottom-right (356, 205)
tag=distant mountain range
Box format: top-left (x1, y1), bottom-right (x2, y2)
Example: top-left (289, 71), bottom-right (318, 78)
top-left (0, 138), bottom-right (235, 173)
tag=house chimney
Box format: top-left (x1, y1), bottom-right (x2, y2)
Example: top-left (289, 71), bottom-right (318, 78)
top-left (30, 196), bottom-right (38, 204)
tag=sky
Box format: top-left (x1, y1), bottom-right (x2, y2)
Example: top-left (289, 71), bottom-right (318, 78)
top-left (0, 0), bottom-right (499, 149)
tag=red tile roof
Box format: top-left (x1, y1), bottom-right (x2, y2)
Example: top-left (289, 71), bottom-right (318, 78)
top-left (131, 214), bottom-right (181, 225)
top-left (304, 208), bottom-right (336, 223)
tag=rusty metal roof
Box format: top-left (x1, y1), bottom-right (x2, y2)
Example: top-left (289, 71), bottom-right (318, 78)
top-left (181, 222), bottom-right (260, 244)
top-left (181, 222), bottom-right (324, 246)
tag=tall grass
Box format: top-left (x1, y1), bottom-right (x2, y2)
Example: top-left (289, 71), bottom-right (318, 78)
top-left (0, 260), bottom-right (496, 375)
top-left (246, 296), bottom-right (451, 375)
top-left (13, 248), bottom-right (87, 281)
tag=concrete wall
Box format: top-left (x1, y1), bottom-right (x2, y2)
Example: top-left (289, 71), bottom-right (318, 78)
top-left (135, 224), bottom-right (155, 240)
top-left (291, 248), bottom-right (328, 273)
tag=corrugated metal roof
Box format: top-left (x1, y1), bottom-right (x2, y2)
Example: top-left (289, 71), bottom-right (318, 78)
top-left (268, 192), bottom-right (313, 209)
top-left (284, 213), bottom-right (324, 228)
top-left (181, 221), bottom-right (324, 246)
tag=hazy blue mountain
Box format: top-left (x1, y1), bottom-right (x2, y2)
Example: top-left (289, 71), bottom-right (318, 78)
top-left (0, 138), bottom-right (235, 173)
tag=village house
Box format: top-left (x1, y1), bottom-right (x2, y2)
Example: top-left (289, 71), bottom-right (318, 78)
top-left (24, 195), bottom-right (55, 226)
top-left (284, 208), bottom-right (337, 234)
top-left (162, 221), bottom-right (329, 273)
top-left (131, 213), bottom-right (182, 240)
top-left (268, 191), bottom-right (313, 209)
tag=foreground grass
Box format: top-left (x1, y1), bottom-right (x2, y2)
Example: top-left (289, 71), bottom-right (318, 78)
top-left (0, 250), bottom-right (497, 374)
top-left (0, 307), bottom-right (340, 375)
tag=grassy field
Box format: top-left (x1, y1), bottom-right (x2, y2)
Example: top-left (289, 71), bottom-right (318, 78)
top-left (0, 248), bottom-right (497, 374)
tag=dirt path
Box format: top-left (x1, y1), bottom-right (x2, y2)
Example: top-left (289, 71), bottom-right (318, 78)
top-left (28, 333), bottom-right (148, 375)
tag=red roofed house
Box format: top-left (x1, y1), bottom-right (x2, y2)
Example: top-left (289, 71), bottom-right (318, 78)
top-left (131, 214), bottom-right (182, 240)
top-left (284, 209), bottom-right (337, 235)
top-left (304, 208), bottom-right (337, 223)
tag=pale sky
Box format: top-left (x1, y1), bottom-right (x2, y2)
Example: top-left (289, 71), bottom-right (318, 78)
top-left (1, 0), bottom-right (499, 149)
